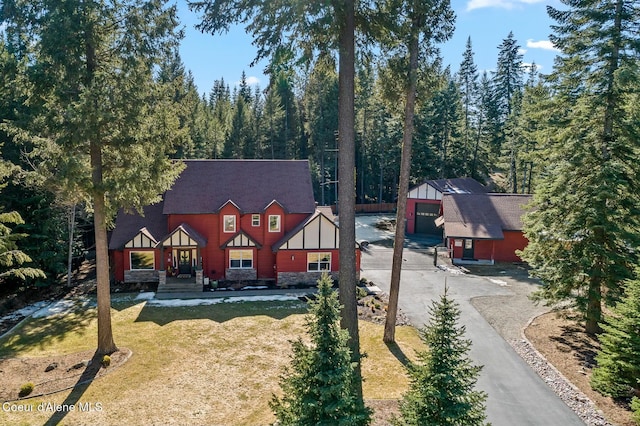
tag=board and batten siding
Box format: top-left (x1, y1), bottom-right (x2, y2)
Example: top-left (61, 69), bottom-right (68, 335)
top-left (278, 213), bottom-right (339, 250)
top-left (124, 229), bottom-right (157, 248)
top-left (408, 182), bottom-right (443, 200)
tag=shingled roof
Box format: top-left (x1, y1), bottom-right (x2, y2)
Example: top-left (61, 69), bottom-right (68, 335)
top-left (442, 193), bottom-right (532, 239)
top-left (108, 202), bottom-right (166, 250)
top-left (162, 160), bottom-right (316, 214)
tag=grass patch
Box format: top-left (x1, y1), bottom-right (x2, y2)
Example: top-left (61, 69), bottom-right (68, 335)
top-left (0, 299), bottom-right (423, 425)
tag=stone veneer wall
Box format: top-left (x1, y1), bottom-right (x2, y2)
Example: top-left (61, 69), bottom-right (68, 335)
top-left (225, 268), bottom-right (257, 281)
top-left (277, 271), bottom-right (340, 287)
top-left (124, 270), bottom-right (159, 283)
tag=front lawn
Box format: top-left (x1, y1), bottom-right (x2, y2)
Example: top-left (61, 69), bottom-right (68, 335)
top-left (0, 295), bottom-right (423, 425)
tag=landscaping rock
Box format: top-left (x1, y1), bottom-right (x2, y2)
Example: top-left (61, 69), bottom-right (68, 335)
top-left (44, 362), bottom-right (58, 372)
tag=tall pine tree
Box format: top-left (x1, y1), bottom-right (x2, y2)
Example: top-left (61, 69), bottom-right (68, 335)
top-left (519, 0), bottom-right (640, 334)
top-left (397, 287), bottom-right (487, 426)
top-left (270, 274), bottom-right (371, 425)
top-left (3, 0), bottom-right (185, 354)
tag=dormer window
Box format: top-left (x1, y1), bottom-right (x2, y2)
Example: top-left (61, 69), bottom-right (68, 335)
top-left (223, 215), bottom-right (236, 233)
top-left (269, 215), bottom-right (281, 232)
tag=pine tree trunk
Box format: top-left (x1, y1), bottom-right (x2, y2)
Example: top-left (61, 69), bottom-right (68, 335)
top-left (336, 0), bottom-right (363, 402)
top-left (384, 23), bottom-right (419, 344)
top-left (91, 141), bottom-right (118, 355)
top-left (66, 204), bottom-right (76, 287)
top-left (586, 276), bottom-right (602, 335)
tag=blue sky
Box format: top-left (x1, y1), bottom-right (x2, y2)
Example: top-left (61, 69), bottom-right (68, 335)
top-left (176, 0), bottom-right (562, 96)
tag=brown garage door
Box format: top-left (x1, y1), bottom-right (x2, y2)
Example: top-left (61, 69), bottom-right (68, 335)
top-left (415, 202), bottom-right (442, 235)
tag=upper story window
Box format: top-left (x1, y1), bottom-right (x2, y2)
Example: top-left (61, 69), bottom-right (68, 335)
top-left (252, 214), bottom-right (260, 227)
top-left (269, 215), bottom-right (281, 232)
top-left (223, 215), bottom-right (236, 233)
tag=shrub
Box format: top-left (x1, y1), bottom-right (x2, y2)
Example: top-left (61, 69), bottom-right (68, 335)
top-left (101, 355), bottom-right (111, 368)
top-left (632, 397), bottom-right (640, 426)
top-left (356, 286), bottom-right (368, 299)
top-left (19, 382), bottom-right (34, 398)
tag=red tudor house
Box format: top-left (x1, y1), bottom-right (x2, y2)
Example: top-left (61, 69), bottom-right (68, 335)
top-left (406, 178), bottom-right (488, 235)
top-left (108, 160), bottom-right (359, 290)
top-left (441, 193), bottom-right (532, 264)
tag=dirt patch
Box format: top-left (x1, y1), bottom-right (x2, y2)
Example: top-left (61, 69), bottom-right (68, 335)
top-left (368, 399), bottom-right (400, 425)
top-left (0, 348), bottom-right (131, 402)
top-left (358, 292), bottom-right (411, 326)
top-left (525, 311), bottom-right (635, 426)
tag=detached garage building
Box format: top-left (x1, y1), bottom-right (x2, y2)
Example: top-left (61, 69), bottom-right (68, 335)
top-left (406, 178), bottom-right (488, 235)
top-left (441, 193), bottom-right (531, 264)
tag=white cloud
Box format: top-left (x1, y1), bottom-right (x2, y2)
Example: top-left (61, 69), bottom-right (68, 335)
top-left (526, 39), bottom-right (560, 52)
top-left (466, 0), bottom-right (545, 11)
top-left (245, 76), bottom-right (261, 86)
top-left (518, 48), bottom-right (528, 55)
top-left (236, 76), bottom-right (261, 87)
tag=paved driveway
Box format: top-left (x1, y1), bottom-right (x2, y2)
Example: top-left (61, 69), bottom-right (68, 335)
top-left (360, 244), bottom-right (585, 426)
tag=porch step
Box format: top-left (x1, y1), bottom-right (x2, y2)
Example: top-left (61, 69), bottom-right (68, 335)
top-left (157, 282), bottom-right (203, 293)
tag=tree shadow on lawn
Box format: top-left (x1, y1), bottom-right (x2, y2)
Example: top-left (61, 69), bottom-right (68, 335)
top-left (0, 310), bottom-right (96, 359)
top-left (43, 351), bottom-right (102, 426)
top-left (385, 341), bottom-right (412, 368)
top-left (134, 300), bottom-right (308, 326)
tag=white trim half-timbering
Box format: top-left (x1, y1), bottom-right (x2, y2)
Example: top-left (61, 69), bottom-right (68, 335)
top-left (408, 182), bottom-right (442, 200)
top-left (274, 211), bottom-right (339, 251)
top-left (220, 231), bottom-right (262, 249)
top-left (124, 227), bottom-right (158, 248)
top-left (159, 223), bottom-right (207, 248)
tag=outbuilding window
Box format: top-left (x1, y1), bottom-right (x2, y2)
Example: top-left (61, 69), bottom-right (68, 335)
top-left (229, 250), bottom-right (253, 269)
top-left (130, 251), bottom-right (155, 270)
top-left (307, 252), bottom-right (331, 272)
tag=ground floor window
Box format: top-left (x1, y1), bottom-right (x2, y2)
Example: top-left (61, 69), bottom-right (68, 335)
top-left (229, 249), bottom-right (253, 269)
top-left (307, 252), bottom-right (331, 272)
top-left (130, 251), bottom-right (155, 270)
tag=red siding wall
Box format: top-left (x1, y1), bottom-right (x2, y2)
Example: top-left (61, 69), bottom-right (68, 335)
top-left (406, 199), bottom-right (441, 234)
top-left (116, 205), bottom-right (340, 281)
top-left (164, 209), bottom-right (312, 280)
top-left (275, 248), bottom-right (361, 274)
top-left (448, 231), bottom-right (528, 263)
top-left (496, 231), bottom-right (528, 262)
top-left (112, 250), bottom-right (124, 282)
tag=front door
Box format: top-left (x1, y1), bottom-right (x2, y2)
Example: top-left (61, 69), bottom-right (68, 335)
top-left (177, 249), bottom-right (192, 275)
top-left (462, 239), bottom-right (475, 260)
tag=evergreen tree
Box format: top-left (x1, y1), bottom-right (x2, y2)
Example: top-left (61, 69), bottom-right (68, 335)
top-left (519, 0), bottom-right (640, 334)
top-left (270, 273), bottom-right (372, 425)
top-left (590, 268), bottom-right (640, 398)
top-left (491, 31), bottom-right (524, 157)
top-left (3, 0), bottom-right (185, 354)
top-left (470, 71), bottom-right (493, 181)
top-left (397, 287), bottom-right (487, 426)
top-left (303, 53), bottom-right (339, 206)
top-left (380, 0), bottom-right (455, 344)
top-left (458, 37), bottom-right (479, 173)
top-left (0, 159), bottom-right (46, 284)
top-left (260, 83), bottom-right (286, 160)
